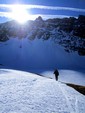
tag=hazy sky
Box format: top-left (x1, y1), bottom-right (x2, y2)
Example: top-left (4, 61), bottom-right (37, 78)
top-left (0, 0), bottom-right (85, 23)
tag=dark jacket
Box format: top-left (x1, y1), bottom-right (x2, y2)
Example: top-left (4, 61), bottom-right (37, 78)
top-left (54, 70), bottom-right (59, 76)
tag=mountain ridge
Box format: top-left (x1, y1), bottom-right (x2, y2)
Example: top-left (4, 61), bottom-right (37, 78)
top-left (0, 15), bottom-right (85, 56)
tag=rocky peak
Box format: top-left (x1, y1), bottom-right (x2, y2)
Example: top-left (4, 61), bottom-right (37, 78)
top-left (35, 16), bottom-right (43, 22)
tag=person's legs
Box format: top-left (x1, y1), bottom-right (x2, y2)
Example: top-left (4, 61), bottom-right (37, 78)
top-left (55, 75), bottom-right (58, 81)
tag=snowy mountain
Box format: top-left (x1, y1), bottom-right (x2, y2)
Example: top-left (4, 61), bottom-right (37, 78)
top-left (0, 15), bottom-right (85, 55)
top-left (0, 16), bottom-right (85, 113)
top-left (0, 69), bottom-right (85, 113)
top-left (0, 15), bottom-right (85, 71)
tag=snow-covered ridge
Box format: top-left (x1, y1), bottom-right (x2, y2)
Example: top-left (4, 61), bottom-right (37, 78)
top-left (0, 15), bottom-right (85, 56)
top-left (0, 69), bottom-right (85, 113)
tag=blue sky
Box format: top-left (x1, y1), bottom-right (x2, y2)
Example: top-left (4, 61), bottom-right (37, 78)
top-left (0, 0), bottom-right (85, 23)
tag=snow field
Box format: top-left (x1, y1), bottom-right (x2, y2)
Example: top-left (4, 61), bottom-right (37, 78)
top-left (0, 69), bottom-right (85, 113)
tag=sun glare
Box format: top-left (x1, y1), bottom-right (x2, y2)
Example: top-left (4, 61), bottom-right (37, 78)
top-left (10, 5), bottom-right (30, 24)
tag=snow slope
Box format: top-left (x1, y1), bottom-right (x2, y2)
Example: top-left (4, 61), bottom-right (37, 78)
top-left (0, 38), bottom-right (85, 71)
top-left (0, 69), bottom-right (85, 113)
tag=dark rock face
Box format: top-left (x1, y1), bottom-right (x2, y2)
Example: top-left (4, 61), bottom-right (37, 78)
top-left (46, 15), bottom-right (85, 38)
top-left (0, 15), bottom-right (85, 56)
top-left (73, 15), bottom-right (85, 38)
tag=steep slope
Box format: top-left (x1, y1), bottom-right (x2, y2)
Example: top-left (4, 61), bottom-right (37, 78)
top-left (0, 37), bottom-right (85, 71)
top-left (0, 69), bottom-right (85, 113)
top-left (0, 15), bottom-right (85, 55)
top-left (0, 16), bottom-right (85, 71)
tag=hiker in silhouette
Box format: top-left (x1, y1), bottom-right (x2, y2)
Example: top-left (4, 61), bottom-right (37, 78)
top-left (54, 69), bottom-right (59, 81)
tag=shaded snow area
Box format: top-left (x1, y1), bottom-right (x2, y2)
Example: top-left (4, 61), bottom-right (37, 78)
top-left (0, 69), bottom-right (85, 113)
top-left (0, 38), bottom-right (85, 71)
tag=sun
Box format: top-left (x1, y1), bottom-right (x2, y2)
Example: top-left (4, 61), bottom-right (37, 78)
top-left (10, 5), bottom-right (30, 24)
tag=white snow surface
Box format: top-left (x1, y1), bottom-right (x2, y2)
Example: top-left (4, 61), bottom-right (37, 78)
top-left (0, 69), bottom-right (85, 113)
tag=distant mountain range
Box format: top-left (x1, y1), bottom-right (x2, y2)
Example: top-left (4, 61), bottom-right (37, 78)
top-left (0, 15), bottom-right (85, 56)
